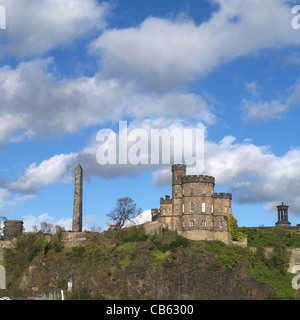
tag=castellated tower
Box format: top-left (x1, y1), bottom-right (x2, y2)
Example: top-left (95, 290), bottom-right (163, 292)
top-left (72, 164), bottom-right (83, 232)
top-left (151, 164), bottom-right (232, 244)
top-left (172, 164), bottom-right (186, 217)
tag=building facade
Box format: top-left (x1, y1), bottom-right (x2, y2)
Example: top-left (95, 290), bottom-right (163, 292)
top-left (150, 164), bottom-right (232, 242)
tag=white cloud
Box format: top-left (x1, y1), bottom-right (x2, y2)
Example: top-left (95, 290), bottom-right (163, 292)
top-left (124, 210), bottom-right (152, 227)
top-left (0, 0), bottom-right (110, 58)
top-left (241, 99), bottom-right (289, 121)
top-left (0, 58), bottom-right (214, 144)
top-left (9, 153), bottom-right (78, 193)
top-left (23, 213), bottom-right (72, 232)
top-left (90, 0), bottom-right (298, 89)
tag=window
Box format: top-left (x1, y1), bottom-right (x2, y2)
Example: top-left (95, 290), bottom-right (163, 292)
top-left (189, 220), bottom-right (195, 227)
top-left (201, 220), bottom-right (207, 227)
top-left (163, 209), bottom-right (166, 216)
top-left (175, 204), bottom-right (179, 211)
top-left (190, 202), bottom-right (194, 212)
top-left (202, 202), bottom-right (206, 213)
top-left (168, 208), bottom-right (171, 216)
top-left (190, 188), bottom-right (194, 196)
top-left (219, 221), bottom-right (223, 228)
top-left (182, 204), bottom-right (185, 213)
top-left (211, 204), bottom-right (214, 213)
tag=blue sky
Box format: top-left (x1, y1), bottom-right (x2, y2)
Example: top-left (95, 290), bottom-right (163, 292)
top-left (1, 0), bottom-right (300, 231)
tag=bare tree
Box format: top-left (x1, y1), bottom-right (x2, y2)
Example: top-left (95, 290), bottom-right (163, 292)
top-left (106, 197), bottom-right (142, 230)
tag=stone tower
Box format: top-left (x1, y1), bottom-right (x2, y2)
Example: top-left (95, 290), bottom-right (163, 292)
top-left (72, 164), bottom-right (83, 232)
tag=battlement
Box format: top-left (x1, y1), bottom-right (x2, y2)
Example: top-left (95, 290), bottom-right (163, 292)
top-left (213, 193), bottom-right (232, 200)
top-left (172, 164), bottom-right (187, 171)
top-left (160, 195), bottom-right (172, 204)
top-left (182, 175), bottom-right (215, 184)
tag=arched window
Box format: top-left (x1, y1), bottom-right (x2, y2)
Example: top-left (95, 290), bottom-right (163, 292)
top-left (190, 202), bottom-right (194, 212)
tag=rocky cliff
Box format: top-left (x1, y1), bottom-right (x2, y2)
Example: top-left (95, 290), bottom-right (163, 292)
top-left (3, 227), bottom-right (280, 300)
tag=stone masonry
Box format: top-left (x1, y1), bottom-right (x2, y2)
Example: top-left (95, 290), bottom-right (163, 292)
top-left (150, 164), bottom-right (233, 244)
top-left (72, 164), bottom-right (83, 232)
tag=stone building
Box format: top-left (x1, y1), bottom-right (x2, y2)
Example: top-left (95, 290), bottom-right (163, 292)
top-left (149, 164), bottom-right (233, 243)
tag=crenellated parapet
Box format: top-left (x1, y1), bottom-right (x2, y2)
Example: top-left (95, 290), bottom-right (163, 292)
top-left (182, 175), bottom-right (215, 185)
top-left (213, 193), bottom-right (232, 200)
top-left (160, 195), bottom-right (172, 204)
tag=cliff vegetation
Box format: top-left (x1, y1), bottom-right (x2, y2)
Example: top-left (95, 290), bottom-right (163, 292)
top-left (1, 225), bottom-right (298, 300)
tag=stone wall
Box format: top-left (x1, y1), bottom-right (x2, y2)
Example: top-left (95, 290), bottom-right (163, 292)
top-left (249, 246), bottom-right (300, 273)
top-left (61, 232), bottom-right (87, 248)
top-left (143, 221), bottom-right (162, 236)
top-left (178, 229), bottom-right (232, 244)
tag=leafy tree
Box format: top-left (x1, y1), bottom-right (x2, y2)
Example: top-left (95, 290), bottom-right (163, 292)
top-left (227, 212), bottom-right (246, 241)
top-left (106, 197), bottom-right (142, 230)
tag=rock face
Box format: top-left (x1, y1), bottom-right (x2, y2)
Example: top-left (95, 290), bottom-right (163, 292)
top-left (15, 240), bottom-right (277, 300)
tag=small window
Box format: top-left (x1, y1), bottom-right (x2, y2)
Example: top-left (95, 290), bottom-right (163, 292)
top-left (189, 220), bottom-right (195, 227)
top-left (201, 220), bottom-right (207, 227)
top-left (163, 209), bottom-right (166, 216)
top-left (202, 203), bottom-right (206, 213)
top-left (211, 204), bottom-right (214, 213)
top-left (168, 208), bottom-right (171, 216)
top-left (219, 221), bottom-right (223, 228)
top-left (182, 204), bottom-right (185, 213)
top-left (190, 202), bottom-right (194, 212)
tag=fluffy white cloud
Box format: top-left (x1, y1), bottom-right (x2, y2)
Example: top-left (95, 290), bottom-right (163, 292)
top-left (23, 213), bottom-right (72, 232)
top-left (0, 0), bottom-right (110, 58)
top-left (90, 0), bottom-right (298, 89)
top-left (9, 153), bottom-right (78, 193)
top-left (0, 58), bottom-right (214, 144)
top-left (241, 99), bottom-right (289, 121)
top-left (6, 118), bottom-right (300, 215)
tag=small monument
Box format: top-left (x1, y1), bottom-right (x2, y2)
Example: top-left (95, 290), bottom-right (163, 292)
top-left (72, 164), bottom-right (83, 232)
top-left (276, 202), bottom-right (291, 227)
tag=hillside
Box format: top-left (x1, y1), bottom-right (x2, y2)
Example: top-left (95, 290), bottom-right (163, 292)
top-left (1, 226), bottom-right (298, 300)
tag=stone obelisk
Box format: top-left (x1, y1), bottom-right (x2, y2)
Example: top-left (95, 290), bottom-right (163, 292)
top-left (72, 164), bottom-right (83, 232)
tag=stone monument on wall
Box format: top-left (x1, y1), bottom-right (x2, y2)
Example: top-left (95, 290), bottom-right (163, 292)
top-left (72, 164), bottom-right (83, 232)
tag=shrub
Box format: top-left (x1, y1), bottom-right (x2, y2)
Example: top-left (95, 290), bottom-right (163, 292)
top-left (154, 250), bottom-right (170, 263)
top-left (4, 232), bottom-right (47, 279)
top-left (65, 246), bottom-right (86, 260)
